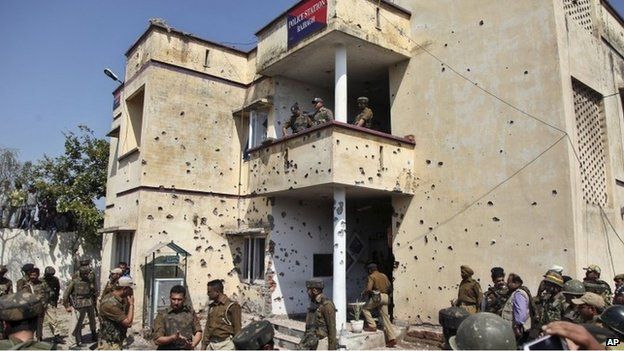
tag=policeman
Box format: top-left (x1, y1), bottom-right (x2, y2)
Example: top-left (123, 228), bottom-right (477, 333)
top-left (560, 279), bottom-right (585, 323)
top-left (101, 268), bottom-right (123, 299)
top-left (353, 97), bottom-right (373, 128)
top-left (572, 292), bottom-right (605, 326)
top-left (0, 292), bottom-right (54, 349)
top-left (63, 266), bottom-right (97, 346)
top-left (98, 276), bottom-right (135, 350)
top-left (448, 312), bottom-right (516, 350)
top-left (153, 285), bottom-right (202, 350)
top-left (202, 279), bottom-right (241, 350)
top-left (42, 267), bottom-right (61, 343)
top-left (533, 272), bottom-right (564, 332)
top-left (455, 265), bottom-right (482, 314)
top-left (583, 264), bottom-right (612, 305)
top-left (310, 98), bottom-right (334, 126)
top-left (20, 267), bottom-right (49, 341)
top-left (282, 103), bottom-right (311, 136)
top-left (298, 279), bottom-right (336, 350)
top-left (233, 320), bottom-right (274, 350)
top-left (361, 263), bottom-right (395, 347)
top-left (15, 264), bottom-right (34, 292)
top-left (481, 267), bottom-right (509, 315)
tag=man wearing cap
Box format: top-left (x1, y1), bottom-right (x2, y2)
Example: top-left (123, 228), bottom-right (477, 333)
top-left (0, 291), bottom-right (54, 349)
top-left (534, 272), bottom-right (565, 333)
top-left (63, 267), bottom-right (98, 346)
top-left (101, 268), bottom-right (123, 299)
top-left (233, 320), bottom-right (274, 350)
top-left (482, 267), bottom-right (509, 315)
top-left (299, 279), bottom-right (336, 350)
top-left (282, 103), bottom-right (311, 136)
top-left (310, 98), bottom-right (334, 126)
top-left (573, 292), bottom-right (606, 326)
top-left (98, 276), bottom-right (135, 350)
top-left (560, 279), bottom-right (585, 323)
top-left (353, 97), bottom-right (373, 129)
top-left (613, 274), bottom-right (624, 305)
top-left (153, 285), bottom-right (202, 350)
top-left (583, 264), bottom-right (612, 305)
top-left (202, 279), bottom-right (241, 350)
top-left (42, 267), bottom-right (61, 343)
top-left (455, 265), bottom-right (482, 315)
top-left (20, 267), bottom-right (49, 341)
top-left (361, 263), bottom-right (396, 347)
top-left (15, 263), bottom-right (34, 292)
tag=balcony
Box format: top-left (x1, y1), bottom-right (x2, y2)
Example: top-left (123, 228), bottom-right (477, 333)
top-left (246, 121), bottom-right (416, 197)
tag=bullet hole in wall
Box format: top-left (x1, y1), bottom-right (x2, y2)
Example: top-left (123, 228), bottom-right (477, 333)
top-left (492, 217), bottom-right (500, 222)
top-left (552, 190), bottom-right (558, 196)
top-left (479, 20), bottom-right (484, 25)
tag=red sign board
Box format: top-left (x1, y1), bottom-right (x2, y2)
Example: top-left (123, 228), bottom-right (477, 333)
top-left (287, 0), bottom-right (328, 48)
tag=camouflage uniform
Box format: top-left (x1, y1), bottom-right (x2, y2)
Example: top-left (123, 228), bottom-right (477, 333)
top-left (201, 295), bottom-right (241, 350)
top-left (284, 109), bottom-right (311, 134)
top-left (233, 320), bottom-right (274, 350)
top-left (98, 294), bottom-right (127, 350)
top-left (311, 107), bottom-right (334, 126)
top-left (482, 285), bottom-right (510, 315)
top-left (20, 276), bottom-right (50, 341)
top-left (299, 280), bottom-right (337, 350)
top-left (584, 279), bottom-right (612, 306)
top-left (43, 268), bottom-right (60, 340)
top-left (0, 292), bottom-right (54, 349)
top-left (535, 292), bottom-right (564, 328)
top-left (152, 305), bottom-right (201, 350)
top-left (101, 280), bottom-right (118, 299)
top-left (63, 274), bottom-right (98, 345)
top-left (0, 266), bottom-right (13, 297)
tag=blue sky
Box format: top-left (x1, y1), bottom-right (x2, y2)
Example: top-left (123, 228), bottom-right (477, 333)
top-left (0, 1), bottom-right (623, 162)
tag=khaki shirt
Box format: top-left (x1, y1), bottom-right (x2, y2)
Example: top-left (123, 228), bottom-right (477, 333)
top-left (354, 107), bottom-right (373, 128)
top-left (201, 295), bottom-right (241, 347)
top-left (457, 278), bottom-right (483, 307)
top-left (153, 305), bottom-right (201, 349)
top-left (99, 295), bottom-right (128, 343)
top-left (311, 107), bottom-right (334, 126)
top-left (304, 294), bottom-right (337, 350)
top-left (366, 271), bottom-right (391, 294)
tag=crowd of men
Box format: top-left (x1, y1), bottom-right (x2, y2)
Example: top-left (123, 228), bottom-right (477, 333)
top-left (450, 263), bottom-right (624, 349)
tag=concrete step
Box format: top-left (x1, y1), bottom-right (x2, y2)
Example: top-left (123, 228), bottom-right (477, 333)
top-left (269, 317), bottom-right (306, 339)
top-left (274, 330), bottom-right (301, 350)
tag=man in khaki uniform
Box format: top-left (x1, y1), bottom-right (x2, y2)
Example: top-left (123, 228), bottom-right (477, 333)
top-left (153, 285), bottom-right (202, 350)
top-left (63, 267), bottom-right (98, 346)
top-left (202, 279), bottom-right (241, 350)
top-left (572, 292), bottom-right (606, 327)
top-left (98, 276), bottom-right (135, 350)
top-left (353, 97), bottom-right (373, 128)
top-left (299, 279), bottom-right (336, 350)
top-left (282, 103), bottom-right (311, 136)
top-left (310, 98), bottom-right (334, 126)
top-left (582, 264), bottom-right (612, 305)
top-left (20, 267), bottom-right (49, 341)
top-left (455, 265), bottom-right (482, 314)
top-left (15, 264), bottom-right (34, 292)
top-left (0, 291), bottom-right (54, 349)
top-left (361, 263), bottom-right (396, 347)
top-left (101, 268), bottom-right (122, 299)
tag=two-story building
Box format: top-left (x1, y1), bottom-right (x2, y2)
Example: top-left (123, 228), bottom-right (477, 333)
top-left (101, 0), bottom-right (624, 330)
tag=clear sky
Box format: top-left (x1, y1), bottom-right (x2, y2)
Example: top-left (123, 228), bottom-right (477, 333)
top-left (1, 1), bottom-right (623, 162)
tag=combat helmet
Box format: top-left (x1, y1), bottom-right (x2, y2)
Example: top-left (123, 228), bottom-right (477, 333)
top-left (233, 320), bottom-right (274, 350)
top-left (562, 279), bottom-right (585, 297)
top-left (449, 312), bottom-right (516, 350)
top-left (44, 266), bottom-right (55, 276)
top-left (600, 305), bottom-right (624, 337)
top-left (0, 291), bottom-right (43, 321)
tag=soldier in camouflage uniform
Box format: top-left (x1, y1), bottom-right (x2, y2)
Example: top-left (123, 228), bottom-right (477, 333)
top-left (42, 267), bottom-right (61, 343)
top-left (98, 276), bottom-right (135, 350)
top-left (19, 267), bottom-right (49, 341)
top-left (101, 268), bottom-right (122, 299)
top-left (63, 266), bottom-right (97, 346)
top-left (572, 292), bottom-right (606, 327)
top-left (201, 279), bottom-right (241, 350)
top-left (583, 264), bottom-right (612, 306)
top-left (0, 265), bottom-right (13, 339)
top-left (310, 98), bottom-right (334, 126)
top-left (282, 103), bottom-right (311, 136)
top-left (153, 285), bottom-right (202, 350)
top-left (298, 279), bottom-right (337, 350)
top-left (233, 320), bottom-right (274, 350)
top-left (353, 97), bottom-right (373, 128)
top-left (455, 265), bottom-right (482, 314)
top-left (15, 264), bottom-right (34, 292)
top-left (560, 279), bottom-right (585, 323)
top-left (533, 272), bottom-right (565, 334)
top-left (481, 267), bottom-right (509, 315)
top-left (0, 291), bottom-right (54, 349)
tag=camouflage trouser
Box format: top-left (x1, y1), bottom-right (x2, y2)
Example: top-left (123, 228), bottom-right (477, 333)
top-left (98, 340), bottom-right (122, 350)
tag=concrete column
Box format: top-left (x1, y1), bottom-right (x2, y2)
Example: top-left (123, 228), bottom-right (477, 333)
top-left (333, 187), bottom-right (347, 329)
top-left (334, 44), bottom-right (347, 123)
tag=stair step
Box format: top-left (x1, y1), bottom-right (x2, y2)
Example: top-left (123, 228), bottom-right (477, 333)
top-left (274, 330), bottom-right (301, 350)
top-left (269, 317), bottom-right (306, 339)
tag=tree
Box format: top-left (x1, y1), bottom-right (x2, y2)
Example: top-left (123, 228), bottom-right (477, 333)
top-left (0, 147), bottom-right (21, 189)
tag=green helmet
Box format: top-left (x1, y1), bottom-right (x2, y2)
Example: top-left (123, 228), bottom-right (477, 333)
top-left (0, 292), bottom-right (43, 321)
top-left (562, 279), bottom-right (585, 296)
top-left (449, 312), bottom-right (516, 350)
top-left (600, 305), bottom-right (624, 337)
top-left (233, 320), bottom-right (274, 350)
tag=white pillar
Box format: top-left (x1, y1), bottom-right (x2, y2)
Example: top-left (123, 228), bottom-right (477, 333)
top-left (333, 187), bottom-right (347, 329)
top-left (334, 44), bottom-right (347, 123)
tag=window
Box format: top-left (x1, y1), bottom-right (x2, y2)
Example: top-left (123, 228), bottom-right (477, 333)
top-left (248, 110), bottom-right (268, 149)
top-left (120, 87), bottom-right (144, 155)
top-left (242, 237), bottom-right (265, 282)
top-left (204, 49), bottom-right (211, 68)
top-left (113, 231), bottom-right (134, 269)
top-left (313, 254), bottom-right (333, 277)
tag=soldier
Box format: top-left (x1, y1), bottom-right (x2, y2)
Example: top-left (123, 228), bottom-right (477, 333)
top-left (599, 305), bottom-right (624, 339)
top-left (0, 291), bottom-right (54, 349)
top-left (582, 264), bottom-right (612, 305)
top-left (42, 267), bottom-right (61, 343)
top-left (572, 292), bottom-right (605, 326)
top-left (153, 285), bottom-right (202, 350)
top-left (298, 279), bottom-right (336, 350)
top-left (15, 264), bottom-right (34, 292)
top-left (613, 274), bottom-right (624, 305)
top-left (448, 312), bottom-right (516, 350)
top-left (282, 103), bottom-right (311, 136)
top-left (310, 98), bottom-right (334, 126)
top-left (361, 263), bottom-right (396, 347)
top-left (536, 265), bottom-right (564, 297)
top-left (353, 97), bottom-right (373, 128)
top-left (63, 266), bottom-right (97, 346)
top-left (233, 320), bottom-right (275, 350)
top-left (98, 276), bottom-right (135, 350)
top-left (202, 279), bottom-right (241, 350)
top-left (533, 272), bottom-right (564, 333)
top-left (20, 267), bottom-right (49, 341)
top-left (0, 266), bottom-right (13, 297)
top-left (455, 265), bottom-right (482, 314)
top-left (501, 273), bottom-right (532, 343)
top-left (560, 279), bottom-right (585, 323)
top-left (101, 268), bottom-right (123, 299)
top-left (481, 267), bottom-right (509, 315)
